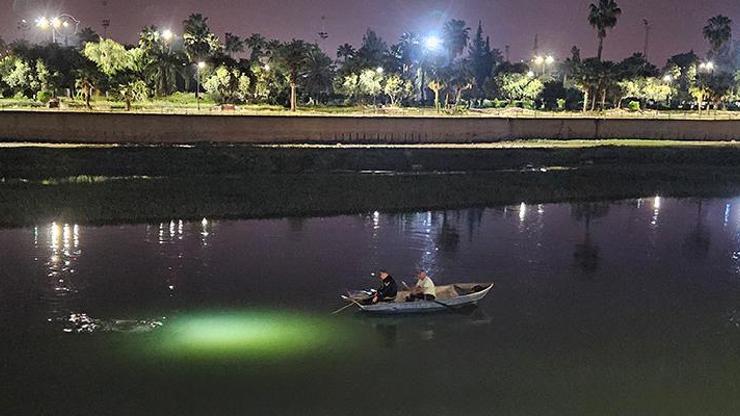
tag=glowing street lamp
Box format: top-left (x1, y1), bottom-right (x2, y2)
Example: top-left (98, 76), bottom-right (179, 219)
top-left (662, 74), bottom-right (673, 83)
top-left (196, 61), bottom-right (207, 110)
top-left (698, 61), bottom-right (715, 73)
top-left (35, 14), bottom-right (79, 44)
top-left (424, 35), bottom-right (442, 52)
top-left (161, 29), bottom-right (174, 42)
top-left (526, 70), bottom-right (535, 78)
top-left (533, 55), bottom-right (555, 75)
top-left (375, 66), bottom-right (384, 74)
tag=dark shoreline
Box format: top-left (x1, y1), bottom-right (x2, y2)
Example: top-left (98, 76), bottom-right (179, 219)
top-left (3, 144), bottom-right (740, 227)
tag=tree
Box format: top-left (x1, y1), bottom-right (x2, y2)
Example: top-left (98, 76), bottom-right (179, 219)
top-left (616, 53), bottom-right (658, 79)
top-left (358, 68), bottom-right (383, 104)
top-left (116, 79), bottom-right (148, 111)
top-left (1, 56), bottom-right (33, 97)
top-left (494, 72), bottom-right (545, 104)
top-left (442, 19), bottom-right (471, 62)
top-left (138, 26), bottom-right (184, 96)
top-left (76, 27), bottom-right (100, 47)
top-left (588, 0), bottom-right (622, 60)
top-left (690, 73), bottom-right (711, 114)
top-left (83, 39), bottom-right (136, 78)
top-left (664, 51), bottom-right (699, 101)
top-left (382, 73), bottom-right (413, 106)
top-left (224, 33), bottom-right (245, 56)
top-left (395, 32), bottom-right (422, 75)
top-left (302, 45), bottom-right (334, 104)
top-left (274, 39), bottom-right (311, 111)
top-left (182, 14), bottom-right (221, 63)
top-left (336, 43), bottom-right (356, 63)
top-left (468, 21), bottom-right (499, 102)
top-left (427, 79), bottom-right (445, 112)
top-left (202, 65), bottom-right (250, 104)
top-left (334, 73), bottom-right (360, 103)
top-left (245, 33), bottom-right (268, 62)
top-left (355, 29), bottom-right (387, 69)
top-left (703, 15), bottom-right (732, 57)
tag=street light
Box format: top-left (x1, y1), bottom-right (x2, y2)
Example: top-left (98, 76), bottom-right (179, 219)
top-left (526, 70), bottom-right (535, 78)
top-left (533, 55), bottom-right (555, 75)
top-left (35, 14), bottom-right (79, 45)
top-left (161, 29), bottom-right (174, 42)
top-left (662, 74), bottom-right (673, 83)
top-left (698, 61), bottom-right (715, 72)
top-left (424, 35), bottom-right (442, 52)
top-left (196, 61), bottom-right (206, 110)
top-left (375, 66), bottom-right (384, 74)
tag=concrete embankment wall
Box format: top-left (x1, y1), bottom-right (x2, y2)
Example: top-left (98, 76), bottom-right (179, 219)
top-left (0, 111), bottom-right (737, 143)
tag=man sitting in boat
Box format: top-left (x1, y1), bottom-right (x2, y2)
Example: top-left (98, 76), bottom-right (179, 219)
top-left (369, 270), bottom-right (398, 304)
top-left (406, 271), bottom-right (436, 301)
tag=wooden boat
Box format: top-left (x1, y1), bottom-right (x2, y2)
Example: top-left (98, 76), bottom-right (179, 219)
top-left (341, 282), bottom-right (494, 314)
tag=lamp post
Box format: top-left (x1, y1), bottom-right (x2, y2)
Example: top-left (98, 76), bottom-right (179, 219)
top-left (196, 61), bottom-right (206, 110)
top-left (35, 14), bottom-right (79, 45)
top-left (662, 75), bottom-right (673, 107)
top-left (533, 55), bottom-right (555, 75)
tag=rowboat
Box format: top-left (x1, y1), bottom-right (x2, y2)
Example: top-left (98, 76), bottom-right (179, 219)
top-left (341, 282), bottom-right (494, 314)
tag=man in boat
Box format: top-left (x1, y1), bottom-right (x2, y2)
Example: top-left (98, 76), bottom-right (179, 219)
top-left (369, 270), bottom-right (398, 304)
top-left (406, 271), bottom-right (436, 301)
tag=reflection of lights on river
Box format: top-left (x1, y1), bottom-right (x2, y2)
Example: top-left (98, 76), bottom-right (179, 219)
top-left (537, 204), bottom-right (544, 215)
top-left (651, 196), bottom-right (661, 227)
top-left (43, 222), bottom-right (83, 311)
top-left (724, 204), bottom-right (731, 228)
top-left (519, 202), bottom-right (526, 222)
top-left (372, 211), bottom-right (380, 230)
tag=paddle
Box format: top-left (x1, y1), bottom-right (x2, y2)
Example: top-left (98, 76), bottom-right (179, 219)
top-left (330, 302), bottom-right (357, 315)
top-left (330, 291), bottom-right (367, 315)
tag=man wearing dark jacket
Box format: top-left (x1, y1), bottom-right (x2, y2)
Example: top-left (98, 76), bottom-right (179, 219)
top-left (371, 270), bottom-right (398, 303)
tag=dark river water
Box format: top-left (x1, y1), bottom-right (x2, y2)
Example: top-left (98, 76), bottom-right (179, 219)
top-left (2, 197), bottom-right (740, 415)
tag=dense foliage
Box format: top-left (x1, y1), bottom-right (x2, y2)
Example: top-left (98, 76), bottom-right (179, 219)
top-left (0, 6), bottom-right (738, 112)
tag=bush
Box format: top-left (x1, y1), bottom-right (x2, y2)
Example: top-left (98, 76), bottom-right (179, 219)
top-left (35, 91), bottom-right (53, 103)
top-left (628, 100), bottom-right (641, 111)
top-left (556, 98), bottom-right (566, 111)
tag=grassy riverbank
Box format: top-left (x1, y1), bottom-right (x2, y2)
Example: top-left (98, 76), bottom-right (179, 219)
top-left (2, 142), bottom-right (740, 226)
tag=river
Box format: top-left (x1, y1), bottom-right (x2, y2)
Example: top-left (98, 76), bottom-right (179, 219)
top-left (2, 197), bottom-right (740, 415)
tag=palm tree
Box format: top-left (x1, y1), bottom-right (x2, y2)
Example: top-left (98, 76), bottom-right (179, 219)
top-left (245, 33), bottom-right (267, 62)
top-left (274, 39), bottom-right (311, 111)
top-left (224, 33), bottom-right (245, 56)
top-left (302, 45), bottom-right (335, 104)
top-left (703, 15), bottom-right (732, 56)
top-left (182, 14), bottom-right (221, 63)
top-left (336, 43), bottom-right (356, 63)
top-left (138, 26), bottom-right (184, 96)
top-left (442, 19), bottom-right (471, 62)
top-left (588, 0), bottom-right (622, 60)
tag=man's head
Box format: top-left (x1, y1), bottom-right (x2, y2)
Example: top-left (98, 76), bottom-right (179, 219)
top-left (378, 270), bottom-right (389, 280)
top-left (416, 271), bottom-right (427, 280)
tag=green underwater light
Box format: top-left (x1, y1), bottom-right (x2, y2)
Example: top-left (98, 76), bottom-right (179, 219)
top-left (153, 310), bottom-right (349, 359)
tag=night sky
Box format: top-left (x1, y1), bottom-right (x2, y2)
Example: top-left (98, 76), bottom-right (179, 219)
top-left (2, 0), bottom-right (738, 65)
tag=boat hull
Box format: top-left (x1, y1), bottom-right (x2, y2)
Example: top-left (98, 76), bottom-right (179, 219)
top-left (344, 283), bottom-right (494, 315)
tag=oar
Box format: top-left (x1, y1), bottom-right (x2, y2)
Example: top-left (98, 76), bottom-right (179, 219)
top-left (403, 281), bottom-right (454, 311)
top-left (331, 293), bottom-right (366, 315)
top-left (330, 302), bottom-right (357, 315)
